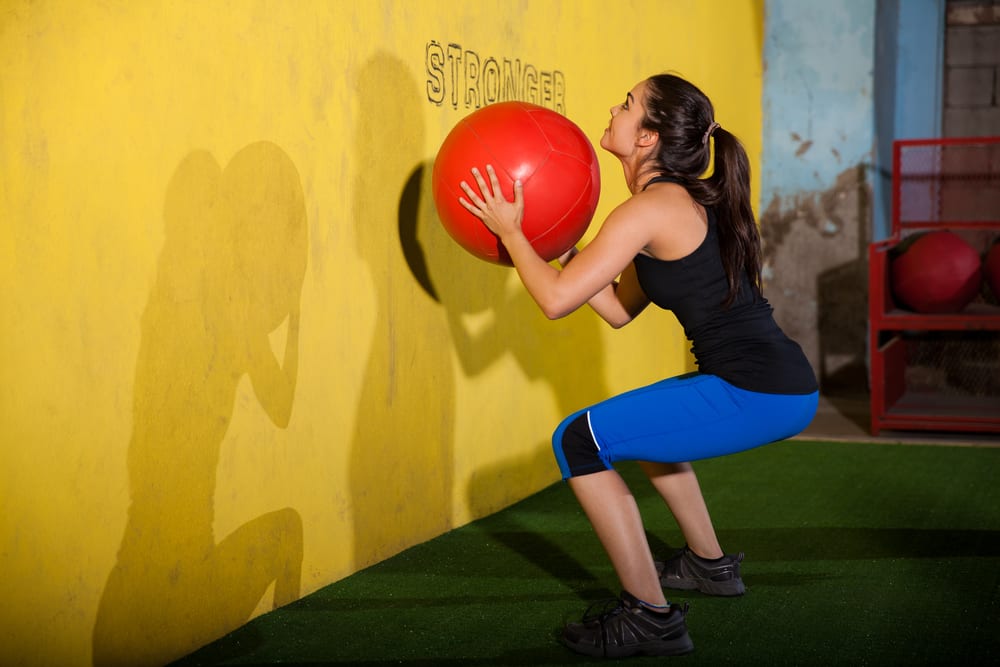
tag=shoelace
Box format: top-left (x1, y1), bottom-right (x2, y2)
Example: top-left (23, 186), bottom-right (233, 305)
top-left (579, 596), bottom-right (628, 625)
top-left (579, 595), bottom-right (686, 625)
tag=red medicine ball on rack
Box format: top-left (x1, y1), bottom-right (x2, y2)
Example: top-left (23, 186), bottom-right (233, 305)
top-left (890, 230), bottom-right (983, 313)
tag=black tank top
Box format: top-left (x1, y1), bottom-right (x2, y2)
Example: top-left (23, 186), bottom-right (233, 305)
top-left (633, 177), bottom-right (817, 394)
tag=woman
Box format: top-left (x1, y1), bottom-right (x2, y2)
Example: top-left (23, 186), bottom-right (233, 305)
top-left (458, 73), bottom-right (818, 659)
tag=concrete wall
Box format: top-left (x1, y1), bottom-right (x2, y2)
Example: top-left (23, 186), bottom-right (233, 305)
top-left (945, 1), bottom-right (1000, 136)
top-left (0, 1), bottom-right (764, 665)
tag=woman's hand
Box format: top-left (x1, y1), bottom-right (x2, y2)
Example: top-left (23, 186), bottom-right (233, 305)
top-left (458, 165), bottom-right (524, 240)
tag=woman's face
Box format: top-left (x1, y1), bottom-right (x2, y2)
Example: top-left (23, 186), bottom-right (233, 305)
top-left (599, 80), bottom-right (649, 158)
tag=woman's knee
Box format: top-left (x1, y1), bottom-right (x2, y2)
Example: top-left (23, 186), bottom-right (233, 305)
top-left (552, 411), bottom-right (609, 479)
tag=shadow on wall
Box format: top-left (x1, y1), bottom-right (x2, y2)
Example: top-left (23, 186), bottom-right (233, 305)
top-left (403, 153), bottom-right (612, 596)
top-left (352, 50), bottom-right (611, 574)
top-left (350, 53), bottom-right (456, 569)
top-left (408, 153), bottom-right (613, 506)
top-left (816, 165), bottom-right (871, 402)
top-left (760, 163), bottom-right (871, 430)
top-left (92, 142), bottom-right (307, 666)
top-left (400, 129), bottom-right (610, 576)
top-left (433, 165), bottom-right (613, 596)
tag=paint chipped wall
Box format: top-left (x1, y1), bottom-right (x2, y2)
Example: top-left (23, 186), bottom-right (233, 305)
top-left (760, 0), bottom-right (876, 392)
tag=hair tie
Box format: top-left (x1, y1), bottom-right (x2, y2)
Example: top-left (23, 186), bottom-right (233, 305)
top-left (702, 121), bottom-right (720, 145)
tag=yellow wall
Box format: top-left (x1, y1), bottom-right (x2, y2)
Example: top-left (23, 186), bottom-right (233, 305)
top-left (0, 1), bottom-right (763, 664)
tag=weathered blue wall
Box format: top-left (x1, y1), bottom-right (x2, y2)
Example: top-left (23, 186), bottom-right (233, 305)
top-left (874, 0), bottom-right (945, 240)
top-left (762, 1), bottom-right (875, 202)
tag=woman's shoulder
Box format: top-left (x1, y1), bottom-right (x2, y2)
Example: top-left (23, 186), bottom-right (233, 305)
top-left (626, 182), bottom-right (708, 260)
top-left (611, 181), bottom-right (689, 222)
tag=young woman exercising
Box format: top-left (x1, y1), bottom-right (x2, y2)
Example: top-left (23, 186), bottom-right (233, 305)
top-left (459, 72), bottom-right (818, 658)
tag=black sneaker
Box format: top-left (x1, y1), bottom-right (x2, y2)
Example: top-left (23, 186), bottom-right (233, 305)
top-left (560, 590), bottom-right (694, 658)
top-left (655, 545), bottom-right (746, 597)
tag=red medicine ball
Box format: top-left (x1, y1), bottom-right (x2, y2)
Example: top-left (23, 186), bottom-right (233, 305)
top-left (432, 101), bottom-right (600, 265)
top-left (890, 230), bottom-right (982, 313)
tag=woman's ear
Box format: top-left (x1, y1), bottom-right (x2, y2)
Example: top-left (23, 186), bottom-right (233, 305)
top-left (636, 129), bottom-right (658, 148)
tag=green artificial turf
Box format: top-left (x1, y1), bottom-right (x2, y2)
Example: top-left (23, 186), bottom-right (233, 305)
top-left (173, 440), bottom-right (1000, 666)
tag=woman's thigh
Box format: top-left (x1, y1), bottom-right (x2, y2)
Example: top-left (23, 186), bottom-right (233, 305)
top-left (587, 373), bottom-right (818, 466)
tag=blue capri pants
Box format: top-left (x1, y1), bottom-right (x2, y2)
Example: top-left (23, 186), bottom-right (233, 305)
top-left (552, 372), bottom-right (819, 479)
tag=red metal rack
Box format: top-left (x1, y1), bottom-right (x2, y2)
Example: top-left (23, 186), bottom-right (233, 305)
top-left (868, 136), bottom-right (1000, 436)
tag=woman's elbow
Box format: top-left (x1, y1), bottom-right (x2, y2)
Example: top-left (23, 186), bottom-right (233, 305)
top-left (539, 292), bottom-right (584, 320)
top-left (541, 303), bottom-right (572, 321)
top-left (543, 306), bottom-right (629, 328)
top-left (606, 314), bottom-right (632, 329)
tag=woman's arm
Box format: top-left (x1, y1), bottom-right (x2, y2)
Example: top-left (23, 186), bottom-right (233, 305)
top-left (559, 247), bottom-right (649, 328)
top-left (459, 165), bottom-right (651, 321)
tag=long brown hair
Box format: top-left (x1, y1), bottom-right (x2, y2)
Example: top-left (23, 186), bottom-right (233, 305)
top-left (640, 73), bottom-right (761, 307)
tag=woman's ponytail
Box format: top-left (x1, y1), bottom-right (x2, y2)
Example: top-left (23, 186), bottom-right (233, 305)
top-left (706, 127), bottom-right (761, 307)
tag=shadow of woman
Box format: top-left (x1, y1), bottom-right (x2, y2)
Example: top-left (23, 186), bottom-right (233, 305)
top-left (421, 173), bottom-right (611, 496)
top-left (403, 156), bottom-right (611, 596)
top-left (349, 54), bottom-right (456, 569)
top-left (93, 142), bottom-right (306, 666)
